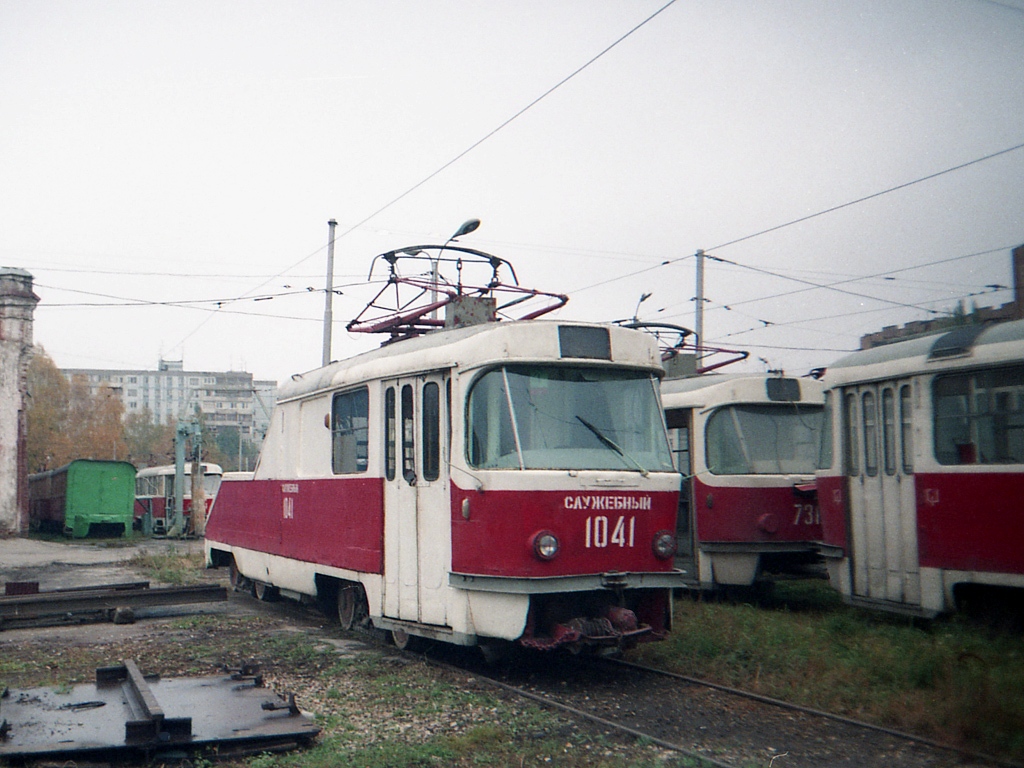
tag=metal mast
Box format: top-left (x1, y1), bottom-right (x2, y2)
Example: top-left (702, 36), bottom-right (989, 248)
top-left (694, 248), bottom-right (705, 363)
top-left (322, 218), bottom-right (338, 367)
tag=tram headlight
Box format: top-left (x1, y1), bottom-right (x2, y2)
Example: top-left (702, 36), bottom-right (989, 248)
top-left (532, 530), bottom-right (560, 561)
top-left (652, 530), bottom-right (676, 560)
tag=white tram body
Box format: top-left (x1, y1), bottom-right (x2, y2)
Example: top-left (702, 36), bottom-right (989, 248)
top-left (134, 462), bottom-right (223, 534)
top-left (661, 374), bottom-right (825, 588)
top-left (817, 320), bottom-right (1024, 615)
top-left (205, 320), bottom-right (684, 650)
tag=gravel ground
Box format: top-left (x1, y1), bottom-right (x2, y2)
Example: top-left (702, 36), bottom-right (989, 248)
top-left (0, 537), bottom-right (664, 767)
top-left (0, 538), bottom-right (1011, 768)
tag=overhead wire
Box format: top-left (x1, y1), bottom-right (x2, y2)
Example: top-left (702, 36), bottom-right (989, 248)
top-left (34, 280), bottom-right (383, 311)
top-left (163, 0), bottom-right (680, 355)
top-left (695, 245), bottom-right (1014, 314)
top-left (570, 141), bottom-right (1024, 306)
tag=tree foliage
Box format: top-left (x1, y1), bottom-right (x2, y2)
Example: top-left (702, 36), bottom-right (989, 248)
top-left (123, 408), bottom-right (176, 467)
top-left (212, 426), bottom-right (260, 472)
top-left (25, 348), bottom-right (71, 471)
top-left (25, 347), bottom-right (127, 471)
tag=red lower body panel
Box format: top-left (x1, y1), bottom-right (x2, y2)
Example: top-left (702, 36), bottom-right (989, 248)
top-left (206, 477), bottom-right (384, 573)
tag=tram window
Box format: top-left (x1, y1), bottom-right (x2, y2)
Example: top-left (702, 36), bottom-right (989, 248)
top-left (331, 388), bottom-right (369, 474)
top-left (933, 375), bottom-right (970, 464)
top-left (446, 379), bottom-right (452, 449)
top-left (467, 369), bottom-right (518, 469)
top-left (422, 382), bottom-right (440, 482)
top-left (843, 392), bottom-right (859, 476)
top-left (665, 409), bottom-right (691, 473)
top-left (401, 384), bottom-right (415, 483)
top-left (467, 365), bottom-right (674, 472)
top-left (900, 385), bottom-right (914, 473)
top-left (705, 404), bottom-right (822, 475)
top-left (934, 366), bottom-right (1024, 464)
top-left (384, 387), bottom-right (396, 481)
top-left (882, 388), bottom-right (896, 476)
top-left (862, 391), bottom-right (878, 477)
top-left (818, 391), bottom-right (834, 470)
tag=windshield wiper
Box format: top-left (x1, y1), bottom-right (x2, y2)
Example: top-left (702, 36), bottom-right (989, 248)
top-left (576, 416), bottom-right (649, 476)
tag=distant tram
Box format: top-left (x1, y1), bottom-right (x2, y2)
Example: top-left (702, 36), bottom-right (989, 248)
top-left (662, 373), bottom-right (825, 589)
top-left (817, 320), bottom-right (1024, 615)
top-left (205, 242), bottom-right (684, 653)
top-left (134, 462), bottom-right (223, 535)
top-left (28, 459), bottom-right (136, 538)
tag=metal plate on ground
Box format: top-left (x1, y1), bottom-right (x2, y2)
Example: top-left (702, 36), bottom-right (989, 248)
top-left (0, 662), bottom-right (320, 760)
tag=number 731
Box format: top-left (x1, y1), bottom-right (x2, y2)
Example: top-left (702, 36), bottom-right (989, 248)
top-left (793, 504), bottom-right (819, 525)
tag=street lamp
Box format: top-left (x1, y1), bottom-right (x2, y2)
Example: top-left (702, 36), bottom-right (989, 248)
top-left (432, 218), bottom-right (481, 317)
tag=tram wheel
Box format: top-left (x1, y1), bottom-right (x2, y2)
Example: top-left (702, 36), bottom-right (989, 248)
top-left (254, 581), bottom-right (279, 602)
top-left (337, 583), bottom-right (367, 630)
top-left (228, 560), bottom-right (247, 591)
top-left (390, 628), bottom-right (424, 652)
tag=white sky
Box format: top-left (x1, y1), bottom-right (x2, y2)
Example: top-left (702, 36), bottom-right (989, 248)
top-left (3, 0), bottom-right (1023, 384)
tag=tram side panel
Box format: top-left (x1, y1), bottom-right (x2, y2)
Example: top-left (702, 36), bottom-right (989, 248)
top-left (207, 478), bottom-right (384, 577)
top-left (818, 321), bottom-right (1024, 615)
top-left (915, 471), bottom-right (1024, 576)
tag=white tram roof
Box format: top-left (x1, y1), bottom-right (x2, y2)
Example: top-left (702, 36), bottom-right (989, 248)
top-left (276, 320), bottom-right (664, 403)
top-left (136, 462), bottom-right (223, 477)
top-left (823, 318), bottom-right (1024, 386)
top-left (660, 372), bottom-right (824, 409)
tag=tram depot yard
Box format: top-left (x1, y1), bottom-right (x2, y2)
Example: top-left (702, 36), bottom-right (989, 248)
top-left (0, 538), bottom-right (674, 767)
top-left (2, 536), bottom-right (1024, 767)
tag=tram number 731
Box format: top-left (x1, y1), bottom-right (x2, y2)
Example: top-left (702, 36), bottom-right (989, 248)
top-left (585, 515), bottom-right (636, 548)
top-left (793, 504), bottom-right (820, 526)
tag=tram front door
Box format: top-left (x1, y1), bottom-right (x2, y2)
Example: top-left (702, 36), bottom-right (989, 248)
top-left (665, 408), bottom-right (696, 581)
top-left (383, 374), bottom-right (450, 627)
top-left (842, 381), bottom-right (921, 607)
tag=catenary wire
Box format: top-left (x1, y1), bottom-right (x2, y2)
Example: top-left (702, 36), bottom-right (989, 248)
top-left (571, 141), bottom-right (1024, 300)
top-left (165, 0), bottom-right (679, 353)
top-left (674, 245), bottom-right (1014, 315)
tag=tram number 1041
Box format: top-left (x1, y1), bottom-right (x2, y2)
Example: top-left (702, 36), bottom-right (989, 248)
top-left (584, 515), bottom-right (636, 548)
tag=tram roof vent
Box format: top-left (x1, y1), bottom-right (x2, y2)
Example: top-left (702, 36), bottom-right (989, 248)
top-left (444, 295), bottom-right (497, 329)
top-left (928, 324), bottom-right (987, 360)
top-left (663, 354), bottom-right (698, 378)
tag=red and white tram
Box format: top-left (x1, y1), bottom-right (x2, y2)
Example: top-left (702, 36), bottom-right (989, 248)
top-left (817, 320), bottom-right (1024, 616)
top-left (205, 244), bottom-right (683, 652)
top-left (662, 373), bottom-right (825, 589)
top-left (134, 462), bottom-right (223, 535)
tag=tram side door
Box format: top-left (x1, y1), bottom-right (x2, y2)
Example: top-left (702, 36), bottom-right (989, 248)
top-left (665, 408), bottom-right (696, 580)
top-left (843, 382), bottom-right (920, 606)
top-left (382, 374), bottom-right (450, 627)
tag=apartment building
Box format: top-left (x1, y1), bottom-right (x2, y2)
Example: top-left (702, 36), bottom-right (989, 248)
top-left (62, 359), bottom-right (278, 441)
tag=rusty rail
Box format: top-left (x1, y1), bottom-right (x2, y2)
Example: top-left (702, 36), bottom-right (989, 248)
top-left (0, 582), bottom-right (227, 629)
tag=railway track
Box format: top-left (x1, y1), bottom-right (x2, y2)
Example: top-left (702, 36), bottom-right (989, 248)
top-left (410, 644), bottom-right (1015, 768)
top-left (214, 589), bottom-right (1018, 767)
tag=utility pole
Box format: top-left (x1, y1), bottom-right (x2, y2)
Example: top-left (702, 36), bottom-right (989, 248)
top-left (322, 218), bottom-right (338, 367)
top-left (694, 249), bottom-right (705, 364)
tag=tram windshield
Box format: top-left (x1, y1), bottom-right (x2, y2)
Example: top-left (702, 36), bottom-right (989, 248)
top-left (705, 404), bottom-right (823, 475)
top-left (467, 365), bottom-right (674, 472)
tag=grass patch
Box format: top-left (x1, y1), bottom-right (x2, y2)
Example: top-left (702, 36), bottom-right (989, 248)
top-left (633, 582), bottom-right (1024, 761)
top-left (129, 547), bottom-right (206, 584)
